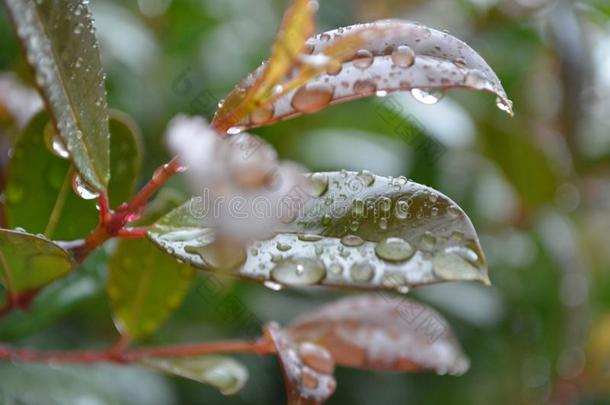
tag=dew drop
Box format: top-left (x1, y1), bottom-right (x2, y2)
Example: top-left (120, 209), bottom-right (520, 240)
top-left (391, 45), bottom-right (415, 68)
top-left (432, 251), bottom-right (480, 281)
top-left (308, 173), bottom-right (329, 197)
top-left (227, 126), bottom-right (245, 135)
top-left (276, 242), bottom-right (292, 252)
top-left (496, 97), bottom-right (514, 115)
top-left (353, 49), bottom-right (374, 69)
top-left (357, 170), bottom-right (375, 186)
top-left (341, 234), bottom-right (364, 247)
top-left (375, 237), bottom-right (414, 262)
top-left (250, 104), bottom-right (274, 125)
top-left (411, 88), bottom-right (443, 104)
top-left (299, 342), bottom-right (335, 374)
top-left (291, 83), bottom-right (334, 113)
top-left (43, 122), bottom-right (70, 159)
top-left (350, 261), bottom-right (375, 282)
top-left (298, 234), bottom-right (323, 242)
top-left (271, 258), bottom-right (326, 285)
top-left (328, 262), bottom-right (343, 276)
top-left (72, 173), bottom-right (99, 200)
top-left (464, 70), bottom-right (488, 90)
top-left (353, 80), bottom-right (377, 96)
top-left (419, 232), bottom-right (437, 251)
top-left (381, 273), bottom-right (407, 289)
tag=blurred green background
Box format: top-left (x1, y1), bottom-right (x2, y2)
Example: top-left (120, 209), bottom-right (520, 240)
top-left (1, 0), bottom-right (610, 403)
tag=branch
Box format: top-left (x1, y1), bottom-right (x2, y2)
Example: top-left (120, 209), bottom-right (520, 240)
top-left (0, 337), bottom-right (274, 365)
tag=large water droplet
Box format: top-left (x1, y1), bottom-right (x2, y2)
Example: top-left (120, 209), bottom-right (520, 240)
top-left (353, 49), bottom-right (374, 69)
top-left (391, 45), bottom-right (415, 68)
top-left (291, 83), bottom-right (334, 113)
top-left (432, 251), bottom-right (480, 281)
top-left (341, 234), bottom-right (364, 247)
top-left (72, 173), bottom-right (99, 200)
top-left (375, 237), bottom-right (414, 262)
top-left (350, 261), bottom-right (374, 282)
top-left (411, 88), bottom-right (443, 105)
top-left (271, 257), bottom-right (326, 285)
top-left (308, 173), bottom-right (329, 197)
top-left (43, 122), bottom-right (70, 159)
top-left (495, 97), bottom-right (513, 115)
top-left (464, 70), bottom-right (488, 90)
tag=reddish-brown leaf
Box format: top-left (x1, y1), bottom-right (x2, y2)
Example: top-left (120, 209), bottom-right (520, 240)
top-left (264, 322), bottom-right (337, 405)
top-left (287, 295), bottom-right (470, 375)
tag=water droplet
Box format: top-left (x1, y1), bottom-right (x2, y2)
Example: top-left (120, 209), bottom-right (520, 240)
top-left (271, 258), bottom-right (326, 285)
top-left (447, 205), bottom-right (460, 218)
top-left (328, 262), bottom-right (343, 276)
top-left (227, 126), bottom-right (245, 135)
top-left (432, 251), bottom-right (480, 281)
top-left (341, 234), bottom-right (364, 247)
top-left (264, 280), bottom-right (283, 291)
top-left (186, 241), bottom-right (246, 271)
top-left (464, 70), bottom-right (488, 90)
top-left (276, 242), bottom-right (292, 252)
top-left (353, 80), bottom-right (377, 96)
top-left (308, 173), bottom-right (329, 197)
top-left (353, 49), bottom-right (374, 69)
top-left (391, 45), bottom-right (415, 68)
top-left (291, 83), bottom-right (334, 113)
top-left (350, 261), bottom-right (375, 282)
top-left (375, 237), bottom-right (414, 262)
top-left (381, 273), bottom-right (407, 289)
top-left (419, 232), bottom-right (436, 250)
top-left (298, 234), bottom-right (323, 242)
top-left (43, 122), bottom-right (70, 159)
top-left (326, 61), bottom-right (342, 75)
top-left (453, 57), bottom-right (467, 68)
top-left (496, 97), bottom-right (513, 115)
top-left (72, 173), bottom-right (99, 200)
top-left (250, 104), bottom-right (274, 125)
top-left (411, 88), bottom-right (443, 104)
top-left (299, 342), bottom-right (335, 374)
top-left (357, 170), bottom-right (375, 186)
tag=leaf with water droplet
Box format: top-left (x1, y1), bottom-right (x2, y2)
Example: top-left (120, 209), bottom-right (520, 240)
top-left (212, 0), bottom-right (316, 132)
top-left (287, 295), bottom-right (470, 375)
top-left (147, 170), bottom-right (489, 292)
top-left (213, 19), bottom-right (513, 130)
top-left (108, 236), bottom-right (194, 340)
top-left (139, 355), bottom-right (248, 395)
top-left (0, 228), bottom-right (74, 298)
top-left (4, 0), bottom-right (110, 191)
top-left (5, 110), bottom-right (142, 240)
top-left (264, 322), bottom-right (337, 404)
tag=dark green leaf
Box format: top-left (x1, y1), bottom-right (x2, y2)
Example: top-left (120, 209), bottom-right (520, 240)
top-left (4, 0), bottom-right (110, 191)
top-left (107, 237), bottom-right (194, 340)
top-left (148, 170), bottom-right (489, 292)
top-left (139, 356), bottom-right (248, 395)
top-left (5, 110), bottom-right (141, 240)
top-left (0, 228), bottom-right (74, 296)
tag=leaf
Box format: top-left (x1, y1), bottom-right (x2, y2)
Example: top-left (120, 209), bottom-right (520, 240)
top-left (5, 110), bottom-right (142, 240)
top-left (139, 356), bottom-right (248, 395)
top-left (287, 295), bottom-right (470, 375)
top-left (213, 19), bottom-right (513, 131)
top-left (0, 228), bottom-right (74, 298)
top-left (4, 0), bottom-right (110, 191)
top-left (264, 322), bottom-right (336, 405)
top-left (147, 170), bottom-right (489, 292)
top-left (107, 237), bottom-right (194, 340)
top-left (212, 0), bottom-right (316, 132)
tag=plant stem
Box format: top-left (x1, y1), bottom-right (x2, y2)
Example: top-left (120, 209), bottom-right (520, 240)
top-left (0, 338), bottom-right (273, 365)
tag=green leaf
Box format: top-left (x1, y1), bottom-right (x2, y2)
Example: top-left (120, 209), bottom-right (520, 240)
top-left (0, 228), bottom-right (74, 297)
top-left (148, 170), bottom-right (489, 292)
top-left (139, 356), bottom-right (248, 395)
top-left (4, 0), bottom-right (110, 191)
top-left (5, 110), bottom-right (141, 240)
top-left (107, 237), bottom-right (194, 340)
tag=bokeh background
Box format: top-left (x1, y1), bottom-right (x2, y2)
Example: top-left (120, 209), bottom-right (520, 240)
top-left (1, 0), bottom-right (610, 403)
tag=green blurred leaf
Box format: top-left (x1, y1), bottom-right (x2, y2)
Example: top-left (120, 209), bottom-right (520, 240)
top-left (139, 355), bottom-right (249, 395)
top-left (4, 0), bottom-right (110, 191)
top-left (0, 228), bottom-right (74, 296)
top-left (5, 110), bottom-right (142, 240)
top-left (148, 170), bottom-right (489, 291)
top-left (107, 237), bottom-right (194, 340)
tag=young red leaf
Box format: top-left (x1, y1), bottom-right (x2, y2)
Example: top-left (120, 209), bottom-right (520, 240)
top-left (264, 322), bottom-right (337, 405)
top-left (287, 295), bottom-right (470, 376)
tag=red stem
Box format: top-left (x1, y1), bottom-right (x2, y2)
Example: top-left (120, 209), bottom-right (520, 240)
top-left (0, 338), bottom-right (273, 365)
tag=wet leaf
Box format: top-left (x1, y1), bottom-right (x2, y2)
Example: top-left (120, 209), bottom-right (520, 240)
top-left (288, 295), bottom-right (469, 375)
top-left (4, 0), bottom-right (110, 191)
top-left (0, 228), bottom-right (74, 297)
top-left (107, 237), bottom-right (194, 340)
top-left (139, 356), bottom-right (248, 395)
top-left (213, 0), bottom-right (316, 131)
top-left (148, 170), bottom-right (489, 292)
top-left (213, 19), bottom-right (512, 131)
top-left (5, 110), bottom-right (142, 240)
top-left (264, 322), bottom-right (336, 405)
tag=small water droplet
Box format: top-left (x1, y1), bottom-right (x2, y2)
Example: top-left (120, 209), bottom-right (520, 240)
top-left (432, 251), bottom-right (480, 281)
top-left (308, 173), bottom-right (329, 197)
top-left (411, 88), bottom-right (443, 104)
top-left (271, 258), bottom-right (326, 285)
top-left (453, 57), bottom-right (467, 68)
top-left (357, 170), bottom-right (375, 186)
top-left (299, 342), bottom-right (335, 374)
top-left (250, 104), bottom-right (274, 125)
top-left (375, 237), bottom-right (415, 262)
top-left (496, 97), bottom-right (513, 115)
top-left (341, 234), bottom-right (364, 247)
top-left (276, 242), bottom-right (292, 252)
top-left (381, 273), bottom-right (407, 289)
top-left (227, 126), bottom-right (245, 135)
top-left (350, 261), bottom-right (375, 282)
top-left (328, 262), bottom-right (343, 276)
top-left (264, 280), bottom-right (283, 291)
top-left (419, 232), bottom-right (436, 251)
top-left (72, 173), bottom-right (99, 200)
top-left (43, 122), bottom-right (70, 159)
top-left (353, 80), bottom-right (377, 96)
top-left (464, 70), bottom-right (488, 90)
top-left (353, 49), bottom-right (374, 69)
top-left (298, 234), bottom-right (323, 242)
top-left (291, 83), bottom-right (334, 113)
top-left (391, 45), bottom-right (415, 68)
